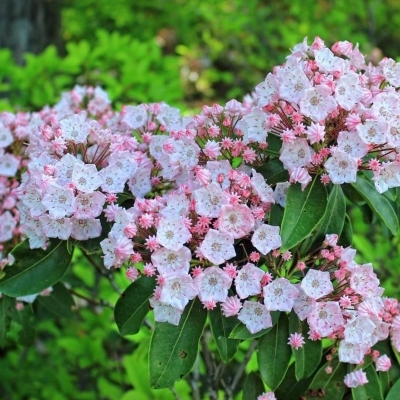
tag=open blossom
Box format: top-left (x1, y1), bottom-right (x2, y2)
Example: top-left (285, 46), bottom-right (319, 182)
top-left (237, 301), bottom-right (272, 334)
top-left (251, 224), bottom-right (281, 255)
top-left (194, 266), bottom-right (232, 304)
top-left (301, 269), bottom-right (333, 299)
top-left (198, 229), bottom-right (236, 265)
top-left (324, 149), bottom-right (358, 184)
top-left (235, 263), bottom-right (265, 299)
top-left (217, 204), bottom-right (255, 239)
top-left (156, 217), bottom-right (192, 251)
top-left (263, 278), bottom-right (299, 312)
top-left (307, 301), bottom-right (344, 337)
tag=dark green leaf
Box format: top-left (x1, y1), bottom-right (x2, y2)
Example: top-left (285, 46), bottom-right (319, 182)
top-left (242, 372), bottom-right (265, 400)
top-left (0, 239), bottom-right (73, 297)
top-left (149, 298), bottom-right (207, 389)
top-left (265, 134), bottom-right (282, 157)
top-left (280, 178), bottom-right (328, 251)
top-left (12, 304), bottom-right (35, 346)
top-left (257, 158), bottom-right (289, 185)
top-left (229, 311), bottom-right (280, 340)
top-left (310, 185), bottom-right (346, 249)
top-left (352, 364), bottom-right (383, 400)
top-left (114, 276), bottom-right (156, 336)
top-left (269, 204), bottom-right (284, 227)
top-left (209, 306), bottom-right (240, 363)
top-left (37, 282), bottom-right (75, 319)
top-left (351, 176), bottom-right (399, 235)
top-left (0, 296), bottom-right (15, 347)
top-left (258, 312), bottom-right (291, 390)
top-left (386, 377), bottom-right (400, 400)
top-left (338, 214), bottom-right (353, 247)
top-left (289, 313), bottom-right (322, 380)
top-left (308, 358), bottom-right (347, 400)
top-left (275, 362), bottom-right (315, 399)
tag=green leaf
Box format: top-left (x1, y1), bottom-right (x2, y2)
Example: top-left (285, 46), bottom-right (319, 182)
top-left (229, 311), bottom-right (280, 340)
top-left (311, 185), bottom-right (346, 248)
top-left (386, 378), bottom-right (400, 400)
top-left (114, 277), bottom-right (156, 336)
top-left (0, 296), bottom-right (15, 347)
top-left (351, 176), bottom-right (399, 235)
top-left (209, 306), bottom-right (240, 363)
top-left (265, 134), bottom-right (282, 157)
top-left (37, 282), bottom-right (75, 319)
top-left (232, 156), bottom-right (243, 168)
top-left (269, 204), bottom-right (284, 227)
top-left (289, 313), bottom-right (322, 380)
top-left (149, 298), bottom-right (207, 389)
top-left (308, 358), bottom-right (347, 400)
top-left (258, 312), bottom-right (291, 390)
top-left (257, 158), bottom-right (289, 185)
top-left (0, 239), bottom-right (73, 297)
top-left (242, 372), bottom-right (265, 400)
top-left (338, 214), bottom-right (353, 247)
top-left (280, 178), bottom-right (328, 252)
top-left (12, 304), bottom-right (35, 346)
top-left (275, 362), bottom-right (315, 399)
top-left (352, 364), bottom-right (383, 400)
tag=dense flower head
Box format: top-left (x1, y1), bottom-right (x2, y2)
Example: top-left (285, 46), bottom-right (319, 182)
top-left (5, 39), bottom-right (400, 390)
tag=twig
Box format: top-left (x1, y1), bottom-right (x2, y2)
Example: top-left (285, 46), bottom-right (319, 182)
top-left (226, 340), bottom-right (258, 396)
top-left (70, 288), bottom-right (113, 308)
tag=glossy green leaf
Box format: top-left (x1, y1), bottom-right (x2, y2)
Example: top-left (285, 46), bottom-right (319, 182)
top-left (242, 372), bottom-right (265, 400)
top-left (311, 185), bottom-right (346, 248)
top-left (289, 313), bottom-right (322, 380)
top-left (264, 134), bottom-right (282, 157)
top-left (0, 239), bottom-right (73, 297)
top-left (229, 311), bottom-right (280, 340)
top-left (386, 377), bottom-right (400, 400)
top-left (37, 282), bottom-right (75, 319)
top-left (352, 364), bottom-right (383, 400)
top-left (338, 214), bottom-right (353, 247)
top-left (257, 158), bottom-right (289, 185)
top-left (209, 306), bottom-right (240, 363)
top-left (114, 276), bottom-right (156, 336)
top-left (0, 296), bottom-right (15, 347)
top-left (351, 176), bottom-right (399, 235)
top-left (149, 298), bottom-right (207, 389)
top-left (275, 362), bottom-right (316, 399)
top-left (308, 358), bottom-right (347, 400)
top-left (269, 204), bottom-right (284, 227)
top-left (232, 156), bottom-right (243, 168)
top-left (280, 178), bottom-right (328, 252)
top-left (258, 312), bottom-right (291, 390)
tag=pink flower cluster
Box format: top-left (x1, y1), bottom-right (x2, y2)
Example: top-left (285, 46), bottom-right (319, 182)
top-left (7, 37), bottom-right (400, 385)
top-left (252, 36), bottom-right (400, 192)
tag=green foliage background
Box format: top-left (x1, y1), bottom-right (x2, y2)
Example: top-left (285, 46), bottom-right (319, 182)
top-left (1, 1), bottom-right (400, 399)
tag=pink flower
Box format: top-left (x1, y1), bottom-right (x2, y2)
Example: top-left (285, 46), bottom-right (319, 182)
top-left (301, 269), bottom-right (333, 300)
top-left (198, 229), bottom-right (236, 265)
top-left (257, 391), bottom-right (276, 400)
top-left (194, 266), bottom-right (232, 304)
top-left (288, 332), bottom-right (305, 349)
top-left (375, 354), bottom-right (391, 372)
top-left (221, 295), bottom-right (242, 317)
top-left (344, 370), bottom-right (368, 388)
top-left (156, 217), bottom-right (192, 251)
top-left (217, 204), bottom-right (255, 239)
top-left (235, 263), bottom-right (265, 299)
top-left (238, 301), bottom-right (272, 334)
top-left (263, 278), bottom-right (299, 312)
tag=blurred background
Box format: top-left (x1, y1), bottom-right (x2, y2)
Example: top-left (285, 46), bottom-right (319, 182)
top-left (1, 0), bottom-right (400, 111)
top-left (1, 1), bottom-right (400, 399)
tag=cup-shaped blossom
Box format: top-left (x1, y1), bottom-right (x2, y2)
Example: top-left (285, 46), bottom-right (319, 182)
top-left (41, 183), bottom-right (75, 219)
top-left (156, 217), bottom-right (192, 251)
top-left (158, 273), bottom-right (198, 310)
top-left (251, 224), bottom-right (282, 255)
top-left (198, 229), bottom-right (236, 265)
top-left (350, 264), bottom-right (382, 298)
top-left (343, 315), bottom-right (376, 345)
top-left (324, 149), bottom-right (358, 184)
top-left (192, 182), bottom-right (229, 218)
top-left (194, 266), bottom-right (232, 304)
top-left (307, 301), bottom-right (344, 337)
top-left (301, 269), bottom-right (333, 300)
top-left (149, 297), bottom-right (183, 326)
top-left (344, 370), bottom-right (368, 388)
top-left (263, 278), bottom-right (299, 312)
top-left (235, 263), bottom-right (265, 299)
top-left (151, 246), bottom-right (192, 277)
top-left (338, 340), bottom-right (370, 364)
top-left (72, 162), bottom-right (103, 193)
top-left (217, 204), bottom-right (255, 239)
top-left (237, 301), bottom-right (272, 334)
